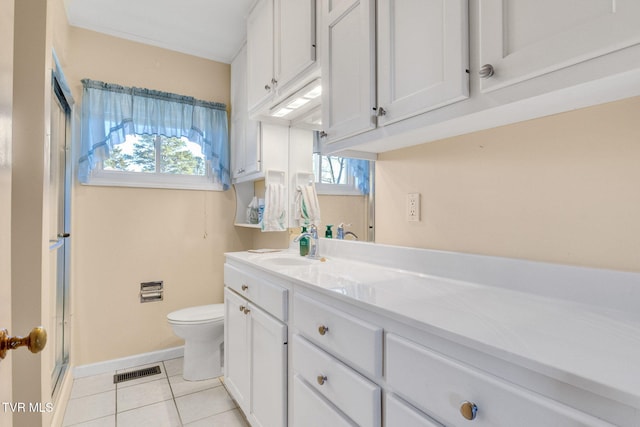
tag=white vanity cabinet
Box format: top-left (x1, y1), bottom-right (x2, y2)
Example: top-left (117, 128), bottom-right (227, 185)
top-left (478, 0), bottom-right (640, 92)
top-left (292, 373), bottom-right (358, 427)
top-left (386, 334), bottom-right (616, 427)
top-left (247, 0), bottom-right (318, 114)
top-left (225, 246), bottom-right (640, 427)
top-left (292, 293), bottom-right (382, 426)
top-left (320, 0), bottom-right (469, 143)
top-left (223, 265), bottom-right (288, 427)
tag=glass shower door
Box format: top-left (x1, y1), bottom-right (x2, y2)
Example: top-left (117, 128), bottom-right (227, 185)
top-left (49, 77), bottom-right (71, 399)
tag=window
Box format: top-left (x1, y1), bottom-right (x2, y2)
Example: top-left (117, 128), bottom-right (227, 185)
top-left (79, 79), bottom-right (229, 190)
top-left (312, 153), bottom-right (371, 195)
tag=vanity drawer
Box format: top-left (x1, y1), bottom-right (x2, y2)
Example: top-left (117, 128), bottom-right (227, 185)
top-left (292, 374), bottom-right (357, 427)
top-left (293, 334), bottom-right (381, 427)
top-left (386, 334), bottom-right (615, 427)
top-left (293, 293), bottom-right (383, 377)
top-left (224, 264), bottom-right (288, 321)
top-left (385, 393), bottom-right (444, 427)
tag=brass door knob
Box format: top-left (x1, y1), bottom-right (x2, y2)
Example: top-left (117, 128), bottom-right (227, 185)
top-left (0, 327), bottom-right (47, 359)
top-left (460, 401), bottom-right (478, 420)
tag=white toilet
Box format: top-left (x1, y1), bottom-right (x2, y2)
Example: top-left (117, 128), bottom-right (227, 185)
top-left (167, 304), bottom-right (225, 381)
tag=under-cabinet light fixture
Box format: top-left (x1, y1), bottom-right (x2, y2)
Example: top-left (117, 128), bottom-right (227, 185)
top-left (269, 79), bottom-right (321, 119)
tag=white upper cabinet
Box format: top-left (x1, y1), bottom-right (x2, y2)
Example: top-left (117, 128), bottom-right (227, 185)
top-left (321, 0), bottom-right (469, 143)
top-left (247, 0), bottom-right (275, 111)
top-left (377, 0), bottom-right (469, 126)
top-left (247, 0), bottom-right (318, 114)
top-left (478, 0), bottom-right (640, 92)
top-left (321, 0), bottom-right (376, 143)
top-left (231, 45), bottom-right (261, 182)
top-left (276, 0), bottom-right (317, 92)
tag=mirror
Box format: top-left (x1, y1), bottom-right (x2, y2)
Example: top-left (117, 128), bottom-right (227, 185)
top-left (312, 154), bottom-right (374, 242)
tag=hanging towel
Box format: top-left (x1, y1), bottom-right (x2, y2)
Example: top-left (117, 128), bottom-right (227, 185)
top-left (261, 183), bottom-right (287, 232)
top-left (295, 182), bottom-right (321, 227)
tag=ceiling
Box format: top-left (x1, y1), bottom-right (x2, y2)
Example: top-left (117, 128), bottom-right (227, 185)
top-left (64, 0), bottom-right (255, 64)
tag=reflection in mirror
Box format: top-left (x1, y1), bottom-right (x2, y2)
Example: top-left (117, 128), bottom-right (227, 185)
top-left (313, 153), bottom-right (375, 242)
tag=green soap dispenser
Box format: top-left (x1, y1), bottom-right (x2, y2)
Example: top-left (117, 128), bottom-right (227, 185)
top-left (299, 226), bottom-right (309, 256)
top-left (325, 224), bottom-right (333, 239)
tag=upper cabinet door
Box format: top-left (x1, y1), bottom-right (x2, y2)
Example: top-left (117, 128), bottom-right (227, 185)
top-left (321, 0), bottom-right (376, 143)
top-left (276, 0), bottom-right (317, 91)
top-left (247, 0), bottom-right (275, 111)
top-left (479, 0), bottom-right (640, 92)
top-left (377, 0), bottom-right (469, 127)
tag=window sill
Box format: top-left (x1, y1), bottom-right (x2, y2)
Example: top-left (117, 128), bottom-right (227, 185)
top-left (315, 183), bottom-right (364, 196)
top-left (83, 171), bottom-right (224, 191)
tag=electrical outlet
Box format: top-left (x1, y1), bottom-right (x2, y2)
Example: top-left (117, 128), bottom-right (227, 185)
top-left (407, 193), bottom-right (420, 222)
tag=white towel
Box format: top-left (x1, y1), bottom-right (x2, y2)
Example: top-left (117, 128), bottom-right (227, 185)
top-left (295, 182), bottom-right (321, 227)
top-left (261, 183), bottom-right (287, 232)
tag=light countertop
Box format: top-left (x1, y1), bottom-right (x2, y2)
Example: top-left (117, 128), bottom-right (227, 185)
top-left (225, 240), bottom-right (640, 409)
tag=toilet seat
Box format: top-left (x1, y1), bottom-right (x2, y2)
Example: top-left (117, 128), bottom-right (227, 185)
top-left (167, 304), bottom-right (224, 325)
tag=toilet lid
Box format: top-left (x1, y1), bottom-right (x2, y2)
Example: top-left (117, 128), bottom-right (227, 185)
top-left (167, 304), bottom-right (224, 323)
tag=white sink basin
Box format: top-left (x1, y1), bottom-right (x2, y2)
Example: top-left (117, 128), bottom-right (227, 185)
top-left (260, 256), bottom-right (315, 266)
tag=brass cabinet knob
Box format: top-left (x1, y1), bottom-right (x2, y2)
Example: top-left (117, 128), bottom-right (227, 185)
top-left (241, 284), bottom-right (249, 291)
top-left (243, 308), bottom-right (251, 315)
top-left (317, 375), bottom-right (327, 385)
top-left (239, 305), bottom-right (246, 312)
top-left (0, 327), bottom-right (47, 359)
top-left (460, 401), bottom-right (478, 420)
top-left (318, 325), bottom-right (329, 336)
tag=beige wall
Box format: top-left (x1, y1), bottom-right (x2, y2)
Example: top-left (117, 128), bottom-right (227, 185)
top-left (376, 96), bottom-right (640, 273)
top-left (317, 195), bottom-right (367, 240)
top-left (65, 27), bottom-right (252, 365)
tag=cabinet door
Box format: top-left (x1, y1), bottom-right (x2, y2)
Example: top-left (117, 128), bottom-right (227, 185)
top-left (479, 0), bottom-right (640, 92)
top-left (224, 289), bottom-right (250, 414)
top-left (249, 303), bottom-right (287, 427)
top-left (276, 0), bottom-right (317, 91)
top-left (377, 0), bottom-right (469, 126)
top-left (321, 0), bottom-right (376, 143)
top-left (247, 0), bottom-right (275, 111)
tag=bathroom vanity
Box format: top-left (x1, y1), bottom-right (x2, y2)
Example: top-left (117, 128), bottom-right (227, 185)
top-left (224, 240), bottom-right (640, 426)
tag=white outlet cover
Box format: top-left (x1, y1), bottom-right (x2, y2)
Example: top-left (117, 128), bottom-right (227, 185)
top-left (407, 193), bottom-right (420, 222)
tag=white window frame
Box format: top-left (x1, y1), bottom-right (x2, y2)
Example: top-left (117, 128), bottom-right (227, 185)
top-left (85, 134), bottom-right (224, 191)
top-left (313, 153), bottom-right (365, 196)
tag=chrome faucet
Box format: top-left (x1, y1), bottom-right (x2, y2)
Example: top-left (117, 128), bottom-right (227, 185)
top-left (294, 224), bottom-right (320, 259)
top-left (344, 231), bottom-right (359, 240)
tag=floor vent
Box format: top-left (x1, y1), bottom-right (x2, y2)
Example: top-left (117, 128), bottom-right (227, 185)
top-left (113, 365), bottom-right (161, 384)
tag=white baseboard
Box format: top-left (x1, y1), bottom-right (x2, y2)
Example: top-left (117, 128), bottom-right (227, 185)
top-left (73, 346), bottom-right (184, 378)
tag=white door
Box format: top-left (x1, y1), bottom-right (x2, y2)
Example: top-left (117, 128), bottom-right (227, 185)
top-left (0, 0), bottom-right (14, 422)
top-left (276, 0), bottom-right (317, 91)
top-left (249, 303), bottom-right (287, 427)
top-left (321, 0), bottom-right (376, 143)
top-left (224, 288), bottom-right (250, 414)
top-left (377, 0), bottom-right (469, 126)
top-left (478, 0), bottom-right (640, 92)
top-left (247, 0), bottom-right (275, 111)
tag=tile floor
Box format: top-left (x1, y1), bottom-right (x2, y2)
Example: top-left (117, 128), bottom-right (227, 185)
top-left (62, 357), bottom-right (250, 427)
